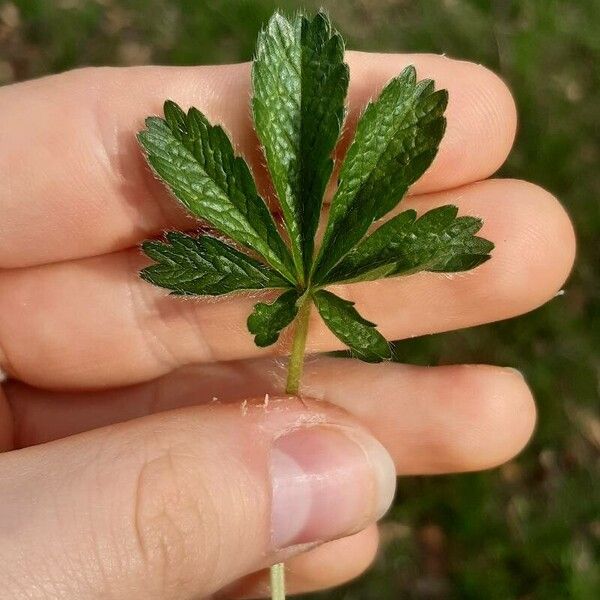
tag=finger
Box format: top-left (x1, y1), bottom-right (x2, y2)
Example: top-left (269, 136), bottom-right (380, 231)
top-left (0, 386), bottom-right (11, 452)
top-left (0, 178), bottom-right (574, 389)
top-left (224, 526), bottom-right (379, 598)
top-left (6, 358), bottom-right (536, 474)
top-left (0, 398), bottom-right (396, 599)
top-left (0, 52), bottom-right (516, 268)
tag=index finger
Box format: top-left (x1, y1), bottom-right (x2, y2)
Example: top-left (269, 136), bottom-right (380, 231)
top-left (0, 52), bottom-right (516, 268)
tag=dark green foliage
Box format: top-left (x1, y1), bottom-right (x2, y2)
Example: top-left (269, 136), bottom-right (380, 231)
top-left (140, 232), bottom-right (291, 295)
top-left (326, 205), bottom-right (493, 284)
top-left (247, 289), bottom-right (301, 346)
top-left (312, 66), bottom-right (448, 282)
top-left (252, 12), bottom-right (349, 278)
top-left (136, 11), bottom-right (490, 361)
top-left (138, 103), bottom-right (296, 282)
top-left (313, 290), bottom-right (392, 362)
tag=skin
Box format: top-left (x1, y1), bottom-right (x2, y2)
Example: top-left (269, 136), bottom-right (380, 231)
top-left (0, 51), bottom-right (575, 598)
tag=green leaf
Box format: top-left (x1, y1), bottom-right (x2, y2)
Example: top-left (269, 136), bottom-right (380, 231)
top-left (312, 65), bottom-right (448, 283)
top-left (252, 11), bottom-right (349, 280)
top-left (313, 290), bottom-right (391, 362)
top-left (325, 205), bottom-right (494, 284)
top-left (141, 232), bottom-right (290, 296)
top-left (247, 289), bottom-right (301, 347)
top-left (138, 11), bottom-right (494, 366)
top-left (138, 101), bottom-right (296, 283)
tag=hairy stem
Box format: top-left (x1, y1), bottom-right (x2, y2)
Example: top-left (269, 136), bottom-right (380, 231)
top-left (285, 294), bottom-right (312, 395)
top-left (270, 294), bottom-right (312, 600)
top-left (270, 562), bottom-right (286, 600)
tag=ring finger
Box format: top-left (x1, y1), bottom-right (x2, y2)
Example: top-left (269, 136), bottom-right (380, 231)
top-left (5, 356), bottom-right (536, 474)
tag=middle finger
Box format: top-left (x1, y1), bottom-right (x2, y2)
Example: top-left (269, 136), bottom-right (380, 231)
top-left (0, 178), bottom-right (574, 390)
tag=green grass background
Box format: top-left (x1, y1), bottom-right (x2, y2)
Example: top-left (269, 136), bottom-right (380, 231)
top-left (1, 0), bottom-right (598, 598)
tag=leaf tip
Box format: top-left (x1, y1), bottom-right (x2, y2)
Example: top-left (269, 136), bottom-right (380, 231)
top-left (400, 64), bottom-right (417, 83)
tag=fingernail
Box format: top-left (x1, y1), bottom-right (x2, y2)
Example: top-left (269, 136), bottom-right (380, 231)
top-left (504, 367), bottom-right (524, 379)
top-left (270, 425), bottom-right (396, 549)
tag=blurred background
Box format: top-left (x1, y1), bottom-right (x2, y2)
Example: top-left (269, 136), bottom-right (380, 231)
top-left (1, 1), bottom-right (598, 598)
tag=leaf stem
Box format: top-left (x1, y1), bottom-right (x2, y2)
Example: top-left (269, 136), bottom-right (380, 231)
top-left (270, 293), bottom-right (312, 600)
top-left (285, 293), bottom-right (312, 395)
top-left (270, 562), bottom-right (286, 600)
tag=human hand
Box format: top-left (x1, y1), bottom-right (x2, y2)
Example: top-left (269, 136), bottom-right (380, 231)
top-left (0, 52), bottom-right (574, 598)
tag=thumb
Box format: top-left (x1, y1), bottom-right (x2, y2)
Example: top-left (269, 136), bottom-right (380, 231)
top-left (0, 396), bottom-right (396, 599)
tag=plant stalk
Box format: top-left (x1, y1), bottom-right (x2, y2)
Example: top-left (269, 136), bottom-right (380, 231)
top-left (285, 294), bottom-right (312, 396)
top-left (270, 294), bottom-right (312, 600)
top-left (270, 562), bottom-right (286, 600)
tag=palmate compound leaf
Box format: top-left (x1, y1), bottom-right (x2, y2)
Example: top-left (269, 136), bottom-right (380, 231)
top-left (313, 290), bottom-right (392, 363)
top-left (312, 65), bottom-right (448, 284)
top-left (138, 10), bottom-right (494, 366)
top-left (323, 205), bottom-right (495, 285)
top-left (138, 101), bottom-right (296, 283)
top-left (252, 11), bottom-right (349, 281)
top-left (141, 232), bottom-right (291, 295)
